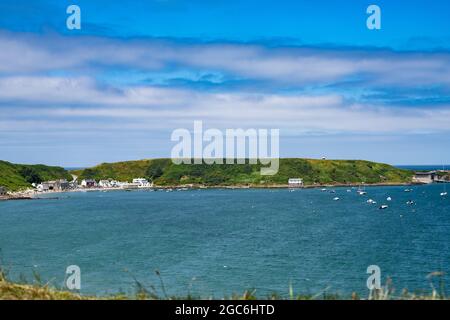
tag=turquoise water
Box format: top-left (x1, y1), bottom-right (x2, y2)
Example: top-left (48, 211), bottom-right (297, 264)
top-left (0, 185), bottom-right (449, 298)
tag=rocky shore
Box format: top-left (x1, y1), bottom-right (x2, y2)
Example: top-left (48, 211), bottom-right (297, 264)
top-left (0, 190), bottom-right (35, 201)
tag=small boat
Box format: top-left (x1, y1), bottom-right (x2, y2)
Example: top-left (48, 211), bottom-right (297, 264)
top-left (406, 200), bottom-right (415, 205)
top-left (321, 188), bottom-right (327, 192)
top-left (333, 197), bottom-right (340, 201)
top-left (330, 190), bottom-right (336, 194)
top-left (441, 192), bottom-right (448, 197)
top-left (404, 189), bottom-right (412, 192)
top-left (347, 189), bottom-right (352, 193)
top-left (367, 199), bottom-right (377, 204)
top-left (387, 197), bottom-right (392, 201)
top-left (357, 184), bottom-right (367, 195)
top-left (379, 205), bottom-right (389, 210)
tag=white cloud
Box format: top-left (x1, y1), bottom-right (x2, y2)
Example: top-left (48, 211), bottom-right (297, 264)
top-left (1, 75), bottom-right (449, 135)
top-left (1, 30), bottom-right (450, 149)
top-left (2, 31), bottom-right (450, 88)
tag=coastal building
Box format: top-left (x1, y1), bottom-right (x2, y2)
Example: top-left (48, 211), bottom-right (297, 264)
top-left (0, 186), bottom-right (7, 195)
top-left (132, 178), bottom-right (152, 187)
top-left (69, 181), bottom-right (78, 189)
top-left (109, 180), bottom-right (122, 188)
top-left (38, 179), bottom-right (70, 192)
top-left (98, 180), bottom-right (112, 188)
top-left (413, 171), bottom-right (437, 184)
top-left (81, 179), bottom-right (97, 188)
top-left (288, 178), bottom-right (304, 188)
top-left (121, 182), bottom-right (140, 189)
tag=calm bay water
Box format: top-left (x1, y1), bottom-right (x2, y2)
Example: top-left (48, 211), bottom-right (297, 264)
top-left (0, 185), bottom-right (449, 298)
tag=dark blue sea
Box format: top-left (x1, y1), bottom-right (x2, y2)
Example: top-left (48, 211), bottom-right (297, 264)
top-left (0, 185), bottom-right (449, 298)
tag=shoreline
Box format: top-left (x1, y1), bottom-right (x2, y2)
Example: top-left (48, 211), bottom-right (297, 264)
top-left (1, 181), bottom-right (420, 201)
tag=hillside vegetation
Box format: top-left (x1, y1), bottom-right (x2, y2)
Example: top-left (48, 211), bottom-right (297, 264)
top-left (72, 158), bottom-right (413, 186)
top-left (0, 161), bottom-right (71, 192)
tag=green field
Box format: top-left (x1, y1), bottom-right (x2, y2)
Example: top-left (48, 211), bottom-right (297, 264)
top-left (0, 161), bottom-right (72, 192)
top-left (72, 158), bottom-right (413, 186)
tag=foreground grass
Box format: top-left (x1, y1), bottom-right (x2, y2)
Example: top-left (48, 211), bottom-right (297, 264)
top-left (0, 271), bottom-right (447, 300)
top-left (0, 271), bottom-right (86, 300)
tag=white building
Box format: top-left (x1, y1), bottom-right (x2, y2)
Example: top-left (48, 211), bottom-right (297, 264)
top-left (413, 171), bottom-right (436, 184)
top-left (81, 179), bottom-right (97, 188)
top-left (132, 178), bottom-right (152, 187)
top-left (121, 182), bottom-right (140, 189)
top-left (37, 180), bottom-right (70, 192)
top-left (98, 180), bottom-right (112, 188)
top-left (288, 178), bottom-right (304, 188)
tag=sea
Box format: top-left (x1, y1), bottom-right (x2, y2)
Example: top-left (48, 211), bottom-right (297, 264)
top-left (0, 185), bottom-right (449, 298)
top-left (396, 165), bottom-right (449, 171)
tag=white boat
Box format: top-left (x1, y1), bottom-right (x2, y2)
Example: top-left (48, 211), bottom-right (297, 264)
top-left (406, 200), bottom-right (415, 205)
top-left (367, 199), bottom-right (377, 204)
top-left (441, 192), bottom-right (448, 197)
top-left (333, 197), bottom-right (340, 201)
top-left (387, 196), bottom-right (392, 201)
top-left (404, 189), bottom-right (412, 192)
top-left (357, 184), bottom-right (367, 195)
top-left (379, 205), bottom-right (389, 210)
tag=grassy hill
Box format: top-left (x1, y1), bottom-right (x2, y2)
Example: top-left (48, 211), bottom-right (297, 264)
top-left (0, 161), bottom-right (72, 192)
top-left (72, 158), bottom-right (413, 186)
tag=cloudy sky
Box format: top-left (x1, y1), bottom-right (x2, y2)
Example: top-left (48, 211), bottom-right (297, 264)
top-left (1, 0), bottom-right (450, 167)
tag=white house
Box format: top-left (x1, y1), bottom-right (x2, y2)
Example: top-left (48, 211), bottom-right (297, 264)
top-left (132, 178), bottom-right (152, 187)
top-left (288, 178), bottom-right (304, 188)
top-left (81, 179), bottom-right (97, 188)
top-left (98, 180), bottom-right (112, 188)
top-left (38, 180), bottom-right (70, 192)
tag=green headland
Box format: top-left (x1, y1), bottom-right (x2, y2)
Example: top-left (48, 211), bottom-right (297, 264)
top-left (0, 158), bottom-right (414, 192)
top-left (0, 160), bottom-right (71, 192)
top-left (72, 158), bottom-right (413, 187)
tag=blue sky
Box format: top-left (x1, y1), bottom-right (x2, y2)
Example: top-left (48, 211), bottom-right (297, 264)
top-left (0, 0), bottom-right (450, 166)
